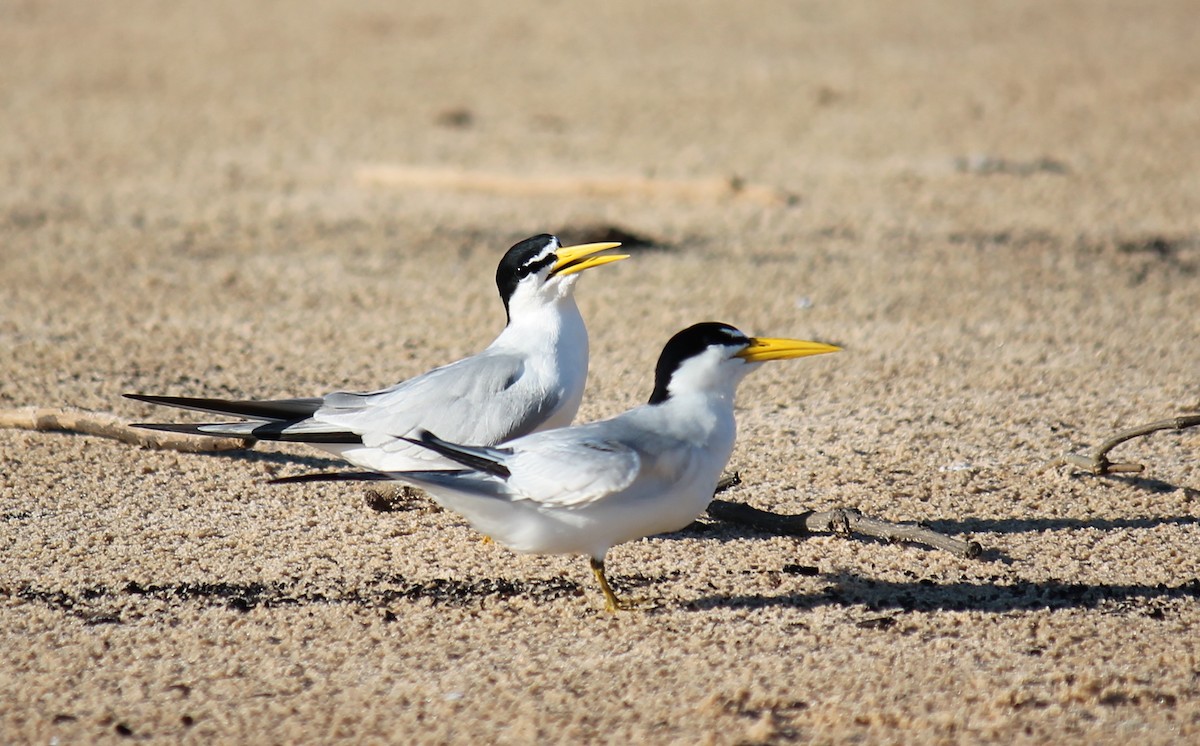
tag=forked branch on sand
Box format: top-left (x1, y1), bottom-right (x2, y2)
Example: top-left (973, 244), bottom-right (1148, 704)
top-left (1042, 414), bottom-right (1200, 476)
top-left (0, 407), bottom-right (247, 453)
top-left (707, 473), bottom-right (983, 558)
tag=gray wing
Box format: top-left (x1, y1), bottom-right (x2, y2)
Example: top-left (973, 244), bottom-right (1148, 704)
top-left (313, 349), bottom-right (561, 446)
top-left (504, 434), bottom-right (644, 507)
top-left (498, 413), bottom-right (699, 508)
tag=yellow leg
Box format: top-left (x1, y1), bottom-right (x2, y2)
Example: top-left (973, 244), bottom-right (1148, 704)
top-left (590, 556), bottom-right (625, 612)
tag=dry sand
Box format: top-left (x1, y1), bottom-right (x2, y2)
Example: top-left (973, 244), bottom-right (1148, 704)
top-left (2, 1), bottom-right (1199, 742)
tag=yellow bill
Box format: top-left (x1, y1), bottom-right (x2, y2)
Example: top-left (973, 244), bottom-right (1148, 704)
top-left (552, 241), bottom-right (629, 277)
top-left (736, 337), bottom-right (842, 363)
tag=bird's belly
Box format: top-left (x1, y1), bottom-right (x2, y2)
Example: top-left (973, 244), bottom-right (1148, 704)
top-left (428, 492), bottom-right (590, 555)
top-left (520, 477), bottom-right (719, 557)
top-left (600, 475), bottom-right (717, 545)
top-left (423, 464), bottom-right (722, 559)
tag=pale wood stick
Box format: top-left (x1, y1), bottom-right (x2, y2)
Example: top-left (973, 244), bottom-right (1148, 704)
top-left (355, 164), bottom-right (796, 206)
top-left (706, 499), bottom-right (982, 558)
top-left (707, 473), bottom-right (983, 558)
top-left (0, 407), bottom-right (248, 453)
top-left (1042, 414), bottom-right (1200, 476)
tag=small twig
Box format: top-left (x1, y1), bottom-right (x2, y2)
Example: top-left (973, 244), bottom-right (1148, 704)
top-left (715, 472), bottom-right (742, 494)
top-left (355, 164), bottom-right (797, 207)
top-left (0, 407), bottom-right (248, 453)
top-left (705, 499), bottom-right (983, 559)
top-left (1043, 414), bottom-right (1200, 476)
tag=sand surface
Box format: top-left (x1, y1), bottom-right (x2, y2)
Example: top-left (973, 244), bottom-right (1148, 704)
top-left (3, 1), bottom-right (1199, 742)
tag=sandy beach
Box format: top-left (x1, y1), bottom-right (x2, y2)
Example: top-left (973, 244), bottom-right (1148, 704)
top-left (2, 1), bottom-right (1199, 742)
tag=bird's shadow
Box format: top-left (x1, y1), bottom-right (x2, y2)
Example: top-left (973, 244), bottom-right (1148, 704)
top-left (923, 465), bottom-right (1198, 536)
top-left (676, 508), bottom-right (1200, 567)
top-left (921, 514), bottom-right (1200, 536)
top-left (686, 571), bottom-right (1200, 615)
top-left (10, 562), bottom-right (1198, 621)
top-left (1061, 470), bottom-right (1195, 494)
top-left (191, 447), bottom-right (348, 472)
top-left (667, 464), bottom-right (1198, 560)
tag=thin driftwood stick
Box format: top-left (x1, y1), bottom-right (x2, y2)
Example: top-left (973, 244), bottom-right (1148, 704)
top-left (706, 498), bottom-right (983, 559)
top-left (1043, 414), bottom-right (1200, 475)
top-left (0, 407), bottom-right (248, 453)
top-left (355, 164), bottom-right (796, 207)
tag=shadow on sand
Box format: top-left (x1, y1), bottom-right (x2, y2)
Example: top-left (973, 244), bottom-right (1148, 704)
top-left (689, 573), bottom-right (1200, 615)
top-left (6, 567), bottom-right (1198, 622)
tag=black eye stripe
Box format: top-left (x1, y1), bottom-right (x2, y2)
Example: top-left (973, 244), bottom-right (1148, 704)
top-left (522, 254), bottom-right (557, 275)
top-left (495, 234), bottom-right (561, 325)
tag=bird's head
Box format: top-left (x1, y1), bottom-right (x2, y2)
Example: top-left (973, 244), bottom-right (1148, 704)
top-left (496, 234), bottom-right (628, 323)
top-left (648, 322), bottom-right (841, 404)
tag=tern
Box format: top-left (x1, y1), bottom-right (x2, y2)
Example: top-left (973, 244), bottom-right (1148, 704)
top-left (277, 322), bottom-right (840, 610)
top-left (125, 234), bottom-right (628, 471)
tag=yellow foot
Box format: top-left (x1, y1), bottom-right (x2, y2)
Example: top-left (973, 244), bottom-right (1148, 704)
top-left (604, 595), bottom-right (658, 613)
top-left (590, 556), bottom-right (656, 612)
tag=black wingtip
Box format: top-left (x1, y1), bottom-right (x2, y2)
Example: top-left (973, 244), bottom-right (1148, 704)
top-left (123, 393), bottom-right (324, 421)
top-left (400, 429), bottom-right (436, 448)
top-left (269, 471), bottom-right (393, 485)
top-left (401, 429), bottom-right (511, 479)
top-left (129, 422), bottom-right (259, 443)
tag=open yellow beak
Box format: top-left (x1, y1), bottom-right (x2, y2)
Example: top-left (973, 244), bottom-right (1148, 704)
top-left (736, 336), bottom-right (842, 363)
top-left (552, 241), bottom-right (629, 277)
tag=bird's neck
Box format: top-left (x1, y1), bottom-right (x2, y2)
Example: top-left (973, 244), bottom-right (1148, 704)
top-left (494, 296), bottom-right (588, 362)
top-left (649, 387), bottom-right (739, 457)
top-left (659, 385), bottom-right (738, 416)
